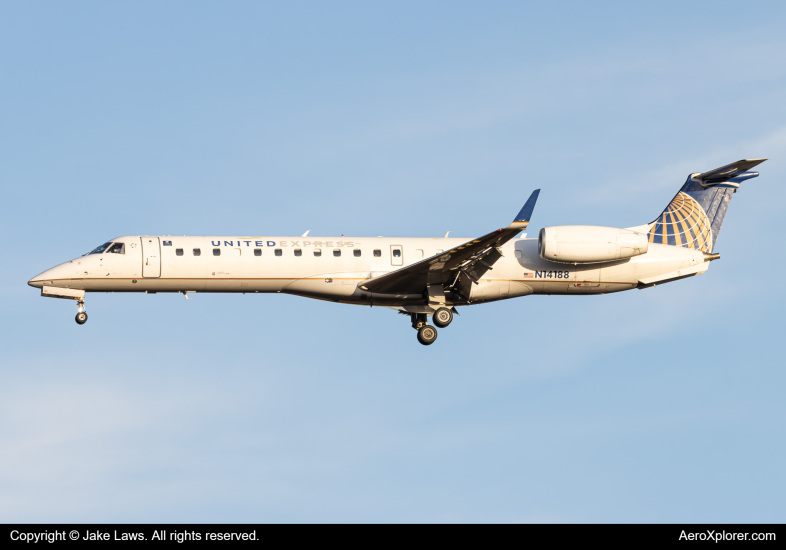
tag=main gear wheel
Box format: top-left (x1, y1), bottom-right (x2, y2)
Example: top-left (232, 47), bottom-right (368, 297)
top-left (417, 325), bottom-right (438, 346)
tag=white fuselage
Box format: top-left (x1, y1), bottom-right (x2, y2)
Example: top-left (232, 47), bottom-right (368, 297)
top-left (29, 235), bottom-right (709, 307)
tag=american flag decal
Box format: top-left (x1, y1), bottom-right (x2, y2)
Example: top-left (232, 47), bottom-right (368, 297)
top-left (523, 272), bottom-right (534, 278)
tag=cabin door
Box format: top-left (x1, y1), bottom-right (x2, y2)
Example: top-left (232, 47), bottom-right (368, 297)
top-left (141, 237), bottom-right (161, 278)
top-left (390, 245), bottom-right (403, 266)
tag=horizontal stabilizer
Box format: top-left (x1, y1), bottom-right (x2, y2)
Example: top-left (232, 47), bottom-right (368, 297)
top-left (695, 158), bottom-right (767, 185)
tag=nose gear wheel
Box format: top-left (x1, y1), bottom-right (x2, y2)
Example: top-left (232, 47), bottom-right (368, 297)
top-left (75, 299), bottom-right (87, 325)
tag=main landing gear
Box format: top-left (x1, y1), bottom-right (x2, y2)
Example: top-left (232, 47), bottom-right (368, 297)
top-left (411, 313), bottom-right (436, 345)
top-left (432, 307), bottom-right (453, 328)
top-left (75, 299), bottom-right (88, 325)
top-left (417, 324), bottom-right (438, 345)
top-left (410, 308), bottom-right (455, 346)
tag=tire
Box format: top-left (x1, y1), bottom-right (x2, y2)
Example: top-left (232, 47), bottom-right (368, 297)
top-left (432, 307), bottom-right (453, 328)
top-left (417, 325), bottom-right (438, 346)
top-left (75, 312), bottom-right (88, 325)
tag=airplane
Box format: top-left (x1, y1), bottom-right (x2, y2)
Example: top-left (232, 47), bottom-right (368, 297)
top-left (28, 159), bottom-right (765, 345)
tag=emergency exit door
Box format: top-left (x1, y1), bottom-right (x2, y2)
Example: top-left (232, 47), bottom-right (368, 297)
top-left (141, 237), bottom-right (161, 278)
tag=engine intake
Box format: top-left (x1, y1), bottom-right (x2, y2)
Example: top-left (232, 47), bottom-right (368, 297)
top-left (538, 226), bottom-right (648, 263)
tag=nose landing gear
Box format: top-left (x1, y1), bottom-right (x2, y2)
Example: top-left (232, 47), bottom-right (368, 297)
top-left (75, 299), bottom-right (88, 325)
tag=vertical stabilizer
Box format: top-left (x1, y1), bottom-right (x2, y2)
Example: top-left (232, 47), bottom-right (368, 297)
top-left (647, 159), bottom-right (766, 252)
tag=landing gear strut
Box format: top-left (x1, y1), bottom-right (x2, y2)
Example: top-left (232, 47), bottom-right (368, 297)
top-left (411, 313), bottom-right (437, 346)
top-left (75, 299), bottom-right (88, 325)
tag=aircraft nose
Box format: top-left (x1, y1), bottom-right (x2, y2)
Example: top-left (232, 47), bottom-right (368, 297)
top-left (28, 275), bottom-right (45, 288)
top-left (28, 266), bottom-right (60, 288)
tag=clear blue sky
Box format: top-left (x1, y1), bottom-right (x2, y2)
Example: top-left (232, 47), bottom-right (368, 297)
top-left (2, 1), bottom-right (785, 522)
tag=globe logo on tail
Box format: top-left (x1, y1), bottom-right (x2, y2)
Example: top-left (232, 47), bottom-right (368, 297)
top-left (648, 192), bottom-right (713, 253)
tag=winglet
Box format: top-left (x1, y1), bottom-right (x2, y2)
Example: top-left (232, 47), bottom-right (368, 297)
top-left (508, 189), bottom-right (540, 229)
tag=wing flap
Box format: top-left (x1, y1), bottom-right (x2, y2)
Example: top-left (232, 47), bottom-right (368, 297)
top-left (358, 190), bottom-right (540, 295)
top-left (358, 228), bottom-right (508, 294)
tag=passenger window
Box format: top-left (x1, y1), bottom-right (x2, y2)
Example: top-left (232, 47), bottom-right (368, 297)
top-left (333, 249), bottom-right (341, 257)
top-left (233, 248), bottom-right (241, 256)
top-left (314, 249), bottom-right (322, 257)
top-left (294, 249), bottom-right (302, 257)
top-left (213, 249), bottom-right (220, 256)
top-left (515, 250), bottom-right (522, 259)
top-left (176, 248), bottom-right (184, 256)
top-left (254, 249), bottom-right (262, 256)
top-left (393, 249), bottom-right (401, 257)
top-left (373, 249), bottom-right (381, 257)
top-left (193, 248), bottom-right (201, 256)
top-left (107, 242), bottom-right (125, 254)
top-left (353, 249), bottom-right (361, 257)
top-left (275, 249), bottom-right (282, 256)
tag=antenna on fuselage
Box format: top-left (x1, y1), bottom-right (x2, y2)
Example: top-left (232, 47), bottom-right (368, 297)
top-left (444, 231), bottom-right (451, 238)
top-left (302, 230), bottom-right (311, 237)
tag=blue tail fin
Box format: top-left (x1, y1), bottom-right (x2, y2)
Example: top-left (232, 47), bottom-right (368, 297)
top-left (648, 159), bottom-right (766, 252)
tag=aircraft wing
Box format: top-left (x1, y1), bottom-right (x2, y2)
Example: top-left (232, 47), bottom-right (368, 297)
top-left (358, 190), bottom-right (540, 298)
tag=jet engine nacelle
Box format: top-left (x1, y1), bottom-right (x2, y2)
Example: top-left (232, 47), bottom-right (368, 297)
top-left (538, 225), bottom-right (649, 263)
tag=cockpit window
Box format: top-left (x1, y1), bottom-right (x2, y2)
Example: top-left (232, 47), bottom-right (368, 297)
top-left (87, 242), bottom-right (113, 255)
top-left (107, 242), bottom-right (125, 254)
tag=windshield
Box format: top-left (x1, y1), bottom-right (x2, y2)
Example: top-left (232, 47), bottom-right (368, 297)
top-left (87, 241), bottom-right (113, 255)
